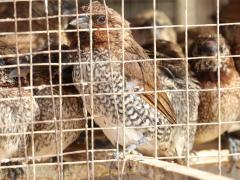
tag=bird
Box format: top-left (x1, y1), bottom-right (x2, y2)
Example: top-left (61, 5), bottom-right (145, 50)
top-left (188, 34), bottom-right (240, 145)
top-left (8, 48), bottom-right (85, 162)
top-left (144, 39), bottom-right (200, 162)
top-left (131, 10), bottom-right (177, 46)
top-left (28, 86), bottom-right (84, 162)
top-left (0, 53), bottom-right (40, 179)
top-left (0, 0), bottom-right (78, 54)
top-left (66, 1), bottom-right (199, 162)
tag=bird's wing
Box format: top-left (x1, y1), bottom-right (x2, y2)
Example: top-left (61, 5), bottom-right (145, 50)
top-left (141, 88), bottom-right (177, 124)
top-left (124, 44), bottom-right (177, 124)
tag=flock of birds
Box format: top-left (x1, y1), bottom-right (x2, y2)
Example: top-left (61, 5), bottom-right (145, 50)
top-left (0, 0), bottom-right (240, 179)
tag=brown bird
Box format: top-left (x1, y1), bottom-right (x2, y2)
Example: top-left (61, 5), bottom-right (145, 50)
top-left (65, 1), bottom-right (201, 162)
top-left (189, 34), bottom-right (240, 145)
top-left (0, 0), bottom-right (77, 54)
top-left (131, 10), bottom-right (177, 46)
top-left (0, 55), bottom-right (40, 179)
top-left (9, 50), bottom-right (85, 162)
top-left (28, 86), bottom-right (84, 162)
top-left (144, 40), bottom-right (200, 162)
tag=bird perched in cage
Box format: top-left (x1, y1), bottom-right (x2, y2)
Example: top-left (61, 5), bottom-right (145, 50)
top-left (0, 0), bottom-right (78, 54)
top-left (28, 86), bottom-right (85, 162)
top-left (143, 39), bottom-right (200, 163)
top-left (8, 49), bottom-right (85, 162)
top-left (188, 34), bottom-right (240, 146)
top-left (0, 55), bottom-right (40, 179)
top-left (65, 1), bottom-right (200, 162)
top-left (131, 10), bottom-right (177, 47)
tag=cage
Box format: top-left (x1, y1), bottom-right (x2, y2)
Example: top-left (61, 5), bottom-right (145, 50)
top-left (0, 0), bottom-right (239, 179)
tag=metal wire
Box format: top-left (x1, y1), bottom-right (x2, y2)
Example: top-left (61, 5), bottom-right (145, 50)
top-left (0, 0), bottom-right (239, 179)
top-left (43, 0), bottom-right (61, 179)
top-left (28, 0), bottom-right (35, 179)
top-left (184, 0), bottom-right (190, 167)
top-left (216, 0), bottom-right (222, 175)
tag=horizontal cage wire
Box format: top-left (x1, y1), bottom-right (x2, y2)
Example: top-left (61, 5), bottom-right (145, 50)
top-left (0, 0), bottom-right (239, 179)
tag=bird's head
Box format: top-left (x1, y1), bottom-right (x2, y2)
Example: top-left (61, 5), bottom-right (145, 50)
top-left (68, 1), bottom-right (131, 47)
top-left (8, 48), bottom-right (73, 87)
top-left (189, 34), bottom-right (232, 73)
top-left (9, 64), bottom-right (54, 87)
top-left (0, 59), bottom-right (15, 87)
top-left (0, 55), bottom-right (32, 87)
top-left (7, 55), bottom-right (34, 86)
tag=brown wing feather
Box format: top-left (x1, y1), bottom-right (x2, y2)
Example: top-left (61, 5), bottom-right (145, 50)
top-left (125, 39), bottom-right (177, 123)
top-left (141, 92), bottom-right (177, 124)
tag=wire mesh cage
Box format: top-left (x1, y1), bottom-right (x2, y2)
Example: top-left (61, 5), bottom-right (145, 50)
top-left (0, 0), bottom-right (239, 179)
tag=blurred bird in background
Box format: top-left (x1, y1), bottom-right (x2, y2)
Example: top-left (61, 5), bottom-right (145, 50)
top-left (131, 10), bottom-right (177, 47)
top-left (0, 0), bottom-right (78, 54)
top-left (189, 35), bottom-right (240, 154)
top-left (8, 49), bottom-right (85, 163)
top-left (0, 50), bottom-right (40, 179)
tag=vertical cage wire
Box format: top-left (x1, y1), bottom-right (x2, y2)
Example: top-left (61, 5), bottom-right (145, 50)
top-left (28, 0), bottom-right (34, 179)
top-left (217, 0), bottom-right (222, 175)
top-left (0, 0), bottom-right (239, 179)
top-left (184, 0), bottom-right (190, 168)
top-left (43, 0), bottom-right (62, 179)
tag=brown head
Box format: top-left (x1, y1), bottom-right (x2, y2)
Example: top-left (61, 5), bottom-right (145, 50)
top-left (189, 34), bottom-right (233, 73)
top-left (189, 34), bottom-right (236, 83)
top-left (68, 1), bottom-right (132, 48)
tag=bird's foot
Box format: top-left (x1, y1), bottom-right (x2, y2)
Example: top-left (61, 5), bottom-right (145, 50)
top-left (113, 148), bottom-right (142, 160)
top-left (228, 136), bottom-right (240, 161)
top-left (113, 136), bottom-right (146, 160)
top-left (109, 149), bottom-right (142, 179)
top-left (224, 132), bottom-right (240, 172)
top-left (1, 161), bottom-right (24, 180)
top-left (109, 137), bottom-right (146, 177)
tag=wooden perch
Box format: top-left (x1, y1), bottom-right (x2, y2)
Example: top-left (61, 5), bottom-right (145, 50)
top-left (190, 150), bottom-right (230, 165)
top-left (0, 154), bottom-right (233, 180)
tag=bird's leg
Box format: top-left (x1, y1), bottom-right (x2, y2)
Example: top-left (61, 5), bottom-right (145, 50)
top-left (124, 136), bottom-right (147, 156)
top-left (223, 132), bottom-right (240, 172)
top-left (1, 161), bottom-right (24, 180)
top-left (114, 136), bottom-right (147, 160)
top-left (109, 137), bottom-right (146, 178)
top-left (228, 137), bottom-right (240, 161)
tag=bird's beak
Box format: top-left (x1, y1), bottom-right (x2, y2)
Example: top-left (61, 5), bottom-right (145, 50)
top-left (9, 67), bottom-right (30, 80)
top-left (69, 15), bottom-right (90, 29)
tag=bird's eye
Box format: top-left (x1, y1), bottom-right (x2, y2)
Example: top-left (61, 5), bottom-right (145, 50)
top-left (97, 15), bottom-right (106, 25)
